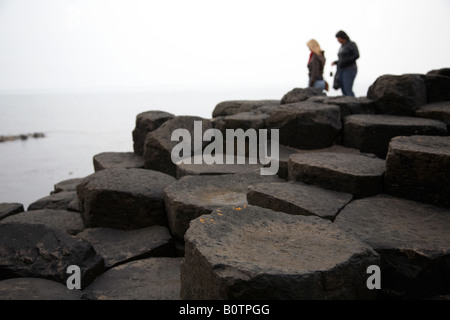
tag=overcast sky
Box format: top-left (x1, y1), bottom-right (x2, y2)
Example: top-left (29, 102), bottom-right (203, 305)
top-left (0, 0), bottom-right (449, 94)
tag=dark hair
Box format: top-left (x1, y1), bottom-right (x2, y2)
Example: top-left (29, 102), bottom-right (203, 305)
top-left (335, 30), bottom-right (350, 40)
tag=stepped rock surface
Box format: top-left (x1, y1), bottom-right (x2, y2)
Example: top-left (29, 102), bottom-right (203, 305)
top-left (132, 110), bottom-right (174, 156)
top-left (2, 67), bottom-right (449, 300)
top-left (343, 114), bottom-right (447, 158)
top-left (164, 172), bottom-right (283, 241)
top-left (288, 152), bottom-right (385, 198)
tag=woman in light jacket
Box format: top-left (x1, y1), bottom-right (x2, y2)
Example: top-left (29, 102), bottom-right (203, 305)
top-left (307, 39), bottom-right (326, 91)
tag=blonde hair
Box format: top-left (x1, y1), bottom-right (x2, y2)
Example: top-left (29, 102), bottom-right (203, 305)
top-left (307, 39), bottom-right (323, 56)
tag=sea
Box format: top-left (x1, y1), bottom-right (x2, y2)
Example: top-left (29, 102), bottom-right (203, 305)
top-left (0, 83), bottom-right (369, 208)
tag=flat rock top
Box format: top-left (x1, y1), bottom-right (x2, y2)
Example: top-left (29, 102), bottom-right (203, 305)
top-left (247, 181), bottom-right (353, 219)
top-left (78, 168), bottom-right (175, 195)
top-left (1, 209), bottom-right (84, 235)
top-left (289, 152), bottom-right (385, 176)
top-left (274, 101), bottom-right (340, 114)
top-left (0, 278), bottom-right (81, 300)
top-left (388, 135), bottom-right (450, 156)
top-left (94, 152), bottom-right (145, 169)
top-left (76, 226), bottom-right (173, 268)
top-left (82, 258), bottom-right (182, 300)
top-left (177, 155), bottom-right (262, 177)
top-left (334, 195), bottom-right (450, 258)
top-left (0, 203), bottom-right (24, 220)
top-left (165, 172), bottom-right (282, 208)
top-left (345, 114), bottom-right (447, 127)
top-left (417, 101), bottom-right (450, 111)
top-left (212, 100), bottom-right (280, 117)
top-left (186, 205), bottom-right (376, 275)
top-left (146, 116), bottom-right (212, 151)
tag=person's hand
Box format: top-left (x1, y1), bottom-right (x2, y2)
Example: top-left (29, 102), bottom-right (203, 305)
top-left (331, 61), bottom-right (336, 66)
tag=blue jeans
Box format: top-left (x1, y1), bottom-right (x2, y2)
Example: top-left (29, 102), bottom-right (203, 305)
top-left (338, 67), bottom-right (357, 96)
top-left (310, 79), bottom-right (326, 91)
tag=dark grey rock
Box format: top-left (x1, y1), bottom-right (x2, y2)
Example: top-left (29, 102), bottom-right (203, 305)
top-left (385, 135), bottom-right (450, 208)
top-left (424, 73), bottom-right (450, 103)
top-left (323, 96), bottom-right (377, 118)
top-left (280, 87), bottom-right (325, 104)
top-left (82, 258), bottom-right (182, 300)
top-left (132, 110), bottom-right (174, 156)
top-left (93, 152), bottom-right (145, 172)
top-left (181, 205), bottom-right (379, 300)
top-left (77, 168), bottom-right (176, 229)
top-left (1, 209), bottom-right (84, 235)
top-left (334, 195), bottom-right (450, 299)
top-left (143, 116), bottom-right (213, 177)
top-left (0, 203), bottom-right (24, 221)
top-left (367, 74), bottom-right (427, 116)
top-left (427, 68), bottom-right (450, 78)
top-left (176, 155), bottom-right (262, 179)
top-left (0, 278), bottom-right (81, 300)
top-left (164, 172), bottom-right (283, 241)
top-left (213, 111), bottom-right (269, 132)
top-left (247, 181), bottom-right (353, 220)
top-left (288, 152), bottom-right (385, 198)
top-left (53, 178), bottom-right (83, 193)
top-left (76, 226), bottom-right (175, 268)
top-left (265, 102), bottom-right (342, 149)
top-left (212, 100), bottom-right (279, 118)
top-left (416, 101), bottom-right (450, 130)
top-left (0, 222), bottom-right (104, 289)
top-left (28, 191), bottom-right (77, 211)
top-left (343, 114), bottom-right (447, 159)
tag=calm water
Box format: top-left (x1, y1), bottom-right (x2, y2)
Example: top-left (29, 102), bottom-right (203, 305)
top-left (0, 85), bottom-right (295, 208)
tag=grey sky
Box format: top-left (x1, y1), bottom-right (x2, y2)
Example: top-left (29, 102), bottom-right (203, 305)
top-left (0, 0), bottom-right (449, 93)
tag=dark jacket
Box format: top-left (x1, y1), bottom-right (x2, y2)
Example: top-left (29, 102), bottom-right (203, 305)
top-left (336, 40), bottom-right (359, 69)
top-left (308, 52), bottom-right (325, 86)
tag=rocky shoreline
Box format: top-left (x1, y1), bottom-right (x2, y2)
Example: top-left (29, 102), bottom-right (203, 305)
top-left (0, 132), bottom-right (45, 143)
top-left (0, 68), bottom-right (449, 300)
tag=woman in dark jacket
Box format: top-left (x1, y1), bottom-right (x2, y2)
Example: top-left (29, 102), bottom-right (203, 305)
top-left (332, 30), bottom-right (359, 96)
top-left (307, 39), bottom-right (326, 91)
